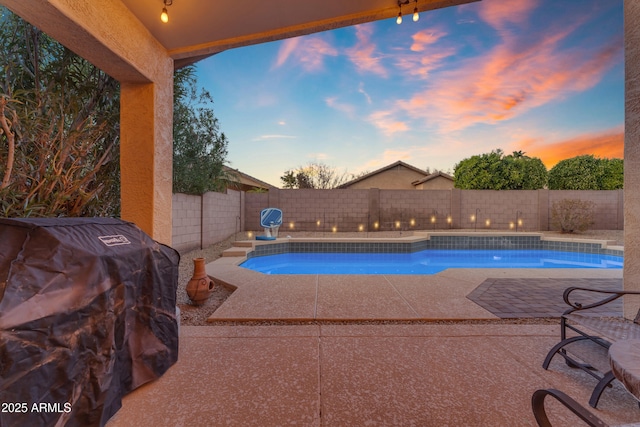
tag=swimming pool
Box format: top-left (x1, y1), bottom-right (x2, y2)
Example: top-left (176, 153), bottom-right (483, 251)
top-left (240, 249), bottom-right (623, 275)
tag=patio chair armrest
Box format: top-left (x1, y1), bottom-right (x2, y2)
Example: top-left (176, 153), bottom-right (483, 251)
top-left (562, 287), bottom-right (640, 313)
top-left (531, 389), bottom-right (608, 427)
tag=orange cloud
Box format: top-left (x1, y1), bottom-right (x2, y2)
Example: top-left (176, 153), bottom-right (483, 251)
top-left (394, 22), bottom-right (622, 133)
top-left (346, 24), bottom-right (388, 77)
top-left (394, 27), bottom-right (456, 78)
top-left (518, 129), bottom-right (624, 168)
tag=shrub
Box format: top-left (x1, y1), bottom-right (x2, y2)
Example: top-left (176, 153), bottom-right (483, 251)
top-left (548, 155), bottom-right (623, 190)
top-left (551, 199), bottom-right (595, 233)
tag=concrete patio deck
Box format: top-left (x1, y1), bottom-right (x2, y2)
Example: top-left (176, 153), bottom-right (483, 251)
top-left (107, 323), bottom-right (640, 426)
top-left (107, 239), bottom-right (637, 426)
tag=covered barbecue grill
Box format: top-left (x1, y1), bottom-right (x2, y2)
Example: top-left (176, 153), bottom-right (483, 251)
top-left (0, 217), bottom-right (180, 427)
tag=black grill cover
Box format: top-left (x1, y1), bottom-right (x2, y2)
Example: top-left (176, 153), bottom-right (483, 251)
top-left (0, 217), bottom-right (180, 427)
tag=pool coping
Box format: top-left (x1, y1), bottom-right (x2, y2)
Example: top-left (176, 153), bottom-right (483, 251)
top-left (235, 232), bottom-right (624, 259)
top-left (205, 232), bottom-right (624, 323)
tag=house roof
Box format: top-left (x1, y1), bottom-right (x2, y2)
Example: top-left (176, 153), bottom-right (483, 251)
top-left (338, 160), bottom-right (430, 189)
top-left (412, 171), bottom-right (454, 186)
top-left (224, 166), bottom-right (278, 190)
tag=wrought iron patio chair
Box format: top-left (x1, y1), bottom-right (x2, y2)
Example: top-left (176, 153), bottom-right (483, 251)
top-left (532, 389), bottom-right (610, 427)
top-left (542, 287), bottom-right (640, 407)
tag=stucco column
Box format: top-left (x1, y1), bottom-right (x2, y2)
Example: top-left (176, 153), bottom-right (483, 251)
top-left (120, 76), bottom-right (174, 245)
top-left (624, 0), bottom-right (640, 319)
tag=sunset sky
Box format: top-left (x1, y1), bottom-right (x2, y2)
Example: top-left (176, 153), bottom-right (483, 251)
top-left (198, 0), bottom-right (623, 187)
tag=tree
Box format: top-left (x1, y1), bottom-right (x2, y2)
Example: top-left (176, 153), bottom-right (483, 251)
top-left (280, 162), bottom-right (353, 189)
top-left (172, 66), bottom-right (232, 194)
top-left (548, 155), bottom-right (623, 190)
top-left (0, 9), bottom-right (121, 217)
top-left (600, 158), bottom-right (623, 190)
top-left (454, 149), bottom-right (547, 190)
top-left (0, 8), bottom-right (231, 217)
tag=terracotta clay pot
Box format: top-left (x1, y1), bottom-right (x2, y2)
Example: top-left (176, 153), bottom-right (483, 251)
top-left (186, 258), bottom-right (214, 305)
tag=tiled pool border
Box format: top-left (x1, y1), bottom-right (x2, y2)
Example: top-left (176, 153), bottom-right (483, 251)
top-left (246, 234), bottom-right (623, 259)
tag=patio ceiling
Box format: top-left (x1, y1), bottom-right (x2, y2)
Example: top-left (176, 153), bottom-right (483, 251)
top-left (120, 0), bottom-right (479, 68)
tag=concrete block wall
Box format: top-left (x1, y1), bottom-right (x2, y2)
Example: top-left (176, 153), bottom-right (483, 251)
top-left (548, 190), bottom-right (623, 230)
top-left (172, 190), bottom-right (243, 253)
top-left (243, 189), bottom-right (623, 233)
top-left (278, 189), bottom-right (370, 233)
top-left (172, 193), bottom-right (202, 253)
top-left (171, 189), bottom-right (624, 251)
top-left (245, 192), bottom-right (269, 233)
top-left (379, 190), bottom-right (452, 230)
top-left (459, 190), bottom-right (539, 231)
top-left (202, 190), bottom-right (244, 248)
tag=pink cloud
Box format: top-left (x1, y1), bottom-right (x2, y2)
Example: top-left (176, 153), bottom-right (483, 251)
top-left (368, 110), bottom-right (409, 136)
top-left (346, 24), bottom-right (388, 77)
top-left (273, 36), bottom-right (338, 72)
top-left (274, 38), bottom-right (299, 68)
top-left (325, 97), bottom-right (356, 116)
top-left (478, 0), bottom-right (538, 32)
top-left (410, 28), bottom-right (447, 52)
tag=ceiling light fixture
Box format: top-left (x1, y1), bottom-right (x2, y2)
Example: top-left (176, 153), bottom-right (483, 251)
top-left (397, 1), bottom-right (419, 25)
top-left (396, 1), bottom-right (403, 25)
top-left (161, 0), bottom-right (172, 23)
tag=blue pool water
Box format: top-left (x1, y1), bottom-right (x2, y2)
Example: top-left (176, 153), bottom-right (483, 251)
top-left (240, 249), bottom-right (623, 275)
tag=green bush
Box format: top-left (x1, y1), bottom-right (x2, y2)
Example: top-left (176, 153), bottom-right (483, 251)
top-left (454, 149), bottom-right (548, 190)
top-left (548, 155), bottom-right (623, 190)
top-left (550, 199), bottom-right (595, 233)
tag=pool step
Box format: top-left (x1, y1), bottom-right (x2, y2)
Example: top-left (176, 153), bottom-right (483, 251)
top-left (233, 240), bottom-right (254, 248)
top-left (222, 240), bottom-right (254, 257)
top-left (222, 246), bottom-right (252, 257)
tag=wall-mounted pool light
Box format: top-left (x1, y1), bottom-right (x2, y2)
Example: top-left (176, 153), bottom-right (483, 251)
top-left (473, 208), bottom-right (481, 231)
top-left (332, 226), bottom-right (337, 233)
top-left (358, 224), bottom-right (364, 232)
